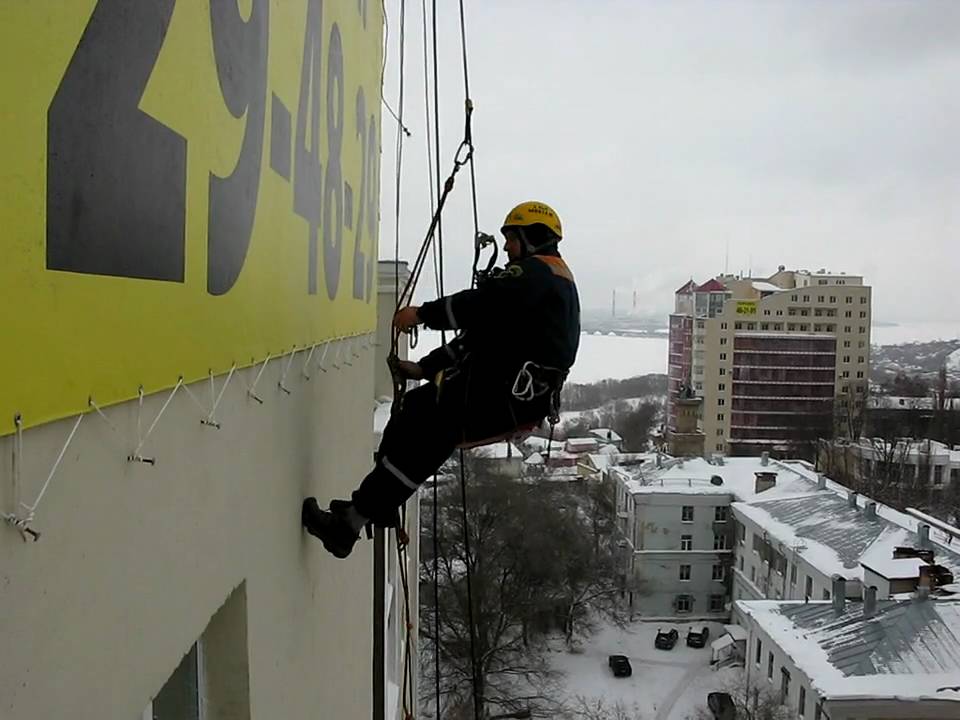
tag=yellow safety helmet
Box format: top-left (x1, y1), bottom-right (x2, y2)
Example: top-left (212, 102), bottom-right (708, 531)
top-left (501, 201), bottom-right (563, 240)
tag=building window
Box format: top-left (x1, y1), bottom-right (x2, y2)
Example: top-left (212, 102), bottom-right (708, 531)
top-left (720, 337), bottom-right (727, 345)
top-left (679, 564), bottom-right (692, 581)
top-left (718, 398), bottom-right (725, 406)
top-left (860, 296), bottom-right (867, 304)
top-left (845, 296), bottom-right (853, 304)
top-left (829, 296), bottom-right (836, 303)
top-left (755, 638), bottom-right (762, 665)
top-left (720, 322), bottom-right (728, 330)
top-left (716, 442), bottom-right (724, 451)
top-left (826, 324), bottom-right (835, 332)
top-left (790, 564), bottom-right (797, 586)
top-left (934, 465), bottom-right (944, 486)
top-left (787, 323), bottom-right (796, 331)
top-left (715, 506), bottom-right (728, 522)
top-left (681, 535), bottom-right (693, 551)
top-left (761, 323), bottom-right (769, 330)
top-left (822, 588), bottom-right (831, 600)
top-left (719, 367), bottom-right (726, 375)
top-left (735, 322), bottom-right (743, 330)
top-left (767, 652), bottom-right (774, 680)
top-left (676, 595), bottom-right (693, 613)
top-left (842, 355), bottom-right (850, 362)
top-left (788, 308), bottom-right (797, 316)
top-left (845, 310), bottom-right (852, 318)
top-left (750, 566), bottom-right (756, 583)
top-left (856, 371), bottom-right (864, 379)
top-left (790, 294), bottom-right (798, 301)
top-left (841, 370), bottom-right (849, 378)
top-left (716, 428), bottom-right (724, 437)
top-left (859, 326), bottom-right (866, 333)
top-left (763, 309), bottom-right (771, 316)
top-left (858, 355), bottom-right (865, 363)
top-left (714, 533), bottom-right (727, 550)
top-left (739, 555), bottom-right (744, 571)
top-left (802, 295), bottom-right (810, 302)
top-left (719, 352), bottom-right (727, 360)
top-left (859, 311), bottom-right (867, 318)
top-left (800, 324), bottom-right (809, 331)
top-left (781, 667), bottom-right (791, 702)
top-left (799, 686), bottom-right (807, 717)
top-left (800, 309), bottom-right (809, 317)
top-left (712, 564), bottom-right (725, 581)
top-left (709, 594), bottom-right (725, 612)
top-left (717, 413), bottom-right (725, 421)
top-left (843, 340), bottom-right (851, 347)
top-left (682, 506), bottom-right (694, 522)
top-left (844, 325), bottom-right (852, 333)
top-left (805, 576), bottom-right (813, 598)
top-left (817, 295), bottom-right (825, 303)
top-left (718, 383), bottom-right (726, 391)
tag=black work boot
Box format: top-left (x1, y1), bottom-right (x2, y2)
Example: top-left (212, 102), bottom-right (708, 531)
top-left (301, 498), bottom-right (361, 559)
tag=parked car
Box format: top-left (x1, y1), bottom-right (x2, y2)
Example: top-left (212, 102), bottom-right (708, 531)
top-left (707, 691), bottom-right (736, 720)
top-left (654, 627), bottom-right (679, 650)
top-left (686, 625), bottom-right (710, 648)
top-left (608, 654), bottom-right (632, 677)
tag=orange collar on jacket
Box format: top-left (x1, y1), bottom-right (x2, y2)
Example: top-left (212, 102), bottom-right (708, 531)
top-left (533, 254), bottom-right (575, 283)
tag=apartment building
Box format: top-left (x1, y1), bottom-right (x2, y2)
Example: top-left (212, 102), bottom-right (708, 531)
top-left (737, 593), bottom-right (960, 719)
top-left (608, 456), bottom-right (803, 617)
top-left (818, 437), bottom-right (960, 491)
top-left (667, 268), bottom-right (872, 456)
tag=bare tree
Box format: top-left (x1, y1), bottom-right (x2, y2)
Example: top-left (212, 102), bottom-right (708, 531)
top-left (419, 459), bottom-right (627, 717)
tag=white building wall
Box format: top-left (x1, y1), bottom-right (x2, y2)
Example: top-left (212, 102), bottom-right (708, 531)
top-left (0, 346), bottom-right (386, 718)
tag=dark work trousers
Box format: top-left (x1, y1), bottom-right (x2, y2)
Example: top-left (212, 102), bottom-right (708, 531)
top-left (351, 366), bottom-right (549, 526)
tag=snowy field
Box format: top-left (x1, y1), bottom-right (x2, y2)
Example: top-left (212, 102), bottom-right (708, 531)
top-left (410, 331), bottom-right (668, 382)
top-left (548, 619), bottom-right (739, 720)
top-left (407, 321), bottom-right (959, 387)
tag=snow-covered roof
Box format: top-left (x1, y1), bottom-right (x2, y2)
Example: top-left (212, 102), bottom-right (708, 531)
top-left (470, 441), bottom-right (521, 460)
top-left (583, 452), bottom-right (660, 471)
top-left (752, 281), bottom-right (784, 294)
top-left (860, 556), bottom-right (928, 580)
top-left (524, 452), bottom-right (544, 465)
top-left (614, 457), bottom-right (813, 499)
top-left (565, 437), bottom-right (600, 453)
top-left (732, 474), bottom-right (960, 582)
top-left (737, 598), bottom-right (960, 703)
top-left (588, 428), bottom-right (622, 443)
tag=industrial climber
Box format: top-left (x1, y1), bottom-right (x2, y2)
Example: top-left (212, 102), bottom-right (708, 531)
top-left (302, 201), bottom-right (581, 558)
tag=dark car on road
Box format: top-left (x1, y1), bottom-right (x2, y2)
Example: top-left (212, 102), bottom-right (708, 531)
top-left (686, 626), bottom-right (710, 648)
top-left (608, 654), bottom-right (632, 677)
top-left (654, 627), bottom-right (679, 650)
top-left (707, 691), bottom-right (736, 720)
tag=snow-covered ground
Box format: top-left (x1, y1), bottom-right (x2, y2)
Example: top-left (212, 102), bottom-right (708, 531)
top-left (548, 619), bottom-right (740, 720)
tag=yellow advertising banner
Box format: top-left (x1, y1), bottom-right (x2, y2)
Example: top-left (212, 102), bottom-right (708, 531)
top-left (735, 301), bottom-right (758, 316)
top-left (0, 1), bottom-right (382, 434)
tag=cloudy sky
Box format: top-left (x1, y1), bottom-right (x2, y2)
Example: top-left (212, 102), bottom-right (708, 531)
top-left (378, 0), bottom-right (959, 326)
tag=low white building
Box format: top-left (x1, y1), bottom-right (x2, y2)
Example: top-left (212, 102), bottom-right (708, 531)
top-left (737, 590), bottom-right (960, 719)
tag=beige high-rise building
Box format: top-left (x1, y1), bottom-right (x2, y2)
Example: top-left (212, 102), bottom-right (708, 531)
top-left (667, 268), bottom-right (871, 457)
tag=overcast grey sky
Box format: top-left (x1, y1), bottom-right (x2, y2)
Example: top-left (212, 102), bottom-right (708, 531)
top-left (378, 0), bottom-right (959, 325)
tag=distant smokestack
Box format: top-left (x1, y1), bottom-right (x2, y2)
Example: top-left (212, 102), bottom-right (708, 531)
top-left (760, 452), bottom-right (770, 467)
top-left (918, 524), bottom-right (931, 549)
top-left (864, 501), bottom-right (877, 520)
top-left (847, 491), bottom-right (858, 509)
top-left (831, 575), bottom-right (846, 615)
top-left (863, 586), bottom-right (878, 617)
top-left (817, 473), bottom-right (827, 491)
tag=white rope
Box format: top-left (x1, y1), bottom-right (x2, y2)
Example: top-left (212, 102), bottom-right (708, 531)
top-left (278, 348), bottom-right (298, 395)
top-left (317, 343), bottom-right (331, 373)
top-left (3, 412), bottom-right (84, 542)
top-left (23, 413), bottom-right (84, 518)
top-left (129, 379), bottom-right (183, 464)
top-left (244, 355), bottom-right (272, 404)
top-left (301, 344), bottom-right (318, 381)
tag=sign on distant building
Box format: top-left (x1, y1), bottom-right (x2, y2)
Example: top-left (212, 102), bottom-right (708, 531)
top-left (735, 301), bottom-right (758, 316)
